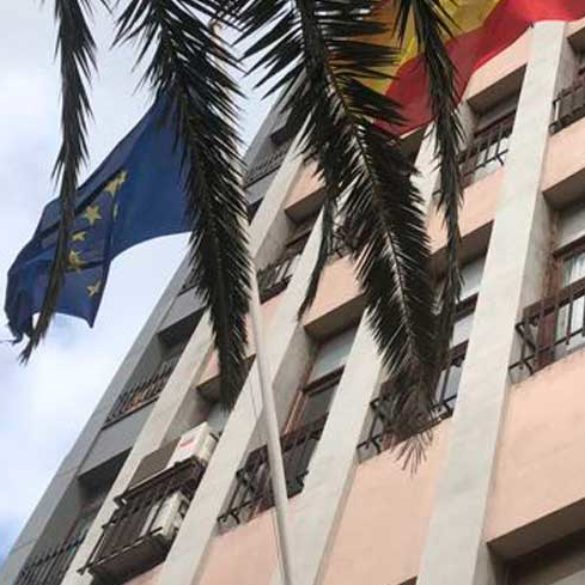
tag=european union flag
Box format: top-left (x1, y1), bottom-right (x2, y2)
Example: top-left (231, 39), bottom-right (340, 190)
top-left (5, 99), bottom-right (189, 341)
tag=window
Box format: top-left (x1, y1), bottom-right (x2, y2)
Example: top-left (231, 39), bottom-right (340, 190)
top-left (218, 326), bottom-right (357, 527)
top-left (507, 531), bottom-right (585, 585)
top-left (511, 201), bottom-right (585, 376)
top-left (551, 48), bottom-right (585, 133)
top-left (257, 212), bottom-right (318, 302)
top-left (288, 327), bottom-right (357, 429)
top-left (461, 96), bottom-right (517, 185)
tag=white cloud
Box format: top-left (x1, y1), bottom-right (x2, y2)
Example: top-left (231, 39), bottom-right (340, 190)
top-left (0, 3), bottom-right (272, 561)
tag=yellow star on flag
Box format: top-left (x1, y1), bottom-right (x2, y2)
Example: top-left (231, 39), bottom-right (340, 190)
top-left (87, 280), bottom-right (102, 298)
top-left (72, 231), bottom-right (87, 242)
top-left (82, 204), bottom-right (102, 226)
top-left (68, 250), bottom-right (86, 273)
top-left (104, 169), bottom-right (128, 197)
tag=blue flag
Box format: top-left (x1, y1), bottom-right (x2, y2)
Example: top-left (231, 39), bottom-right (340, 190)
top-left (5, 99), bottom-right (189, 341)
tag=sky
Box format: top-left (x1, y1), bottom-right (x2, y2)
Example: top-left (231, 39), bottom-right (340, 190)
top-left (0, 4), bottom-right (271, 562)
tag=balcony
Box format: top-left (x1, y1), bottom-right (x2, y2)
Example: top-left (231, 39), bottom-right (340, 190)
top-left (82, 458), bottom-right (205, 583)
top-left (257, 250), bottom-right (302, 303)
top-left (551, 77), bottom-right (585, 134)
top-left (460, 113), bottom-right (514, 187)
top-left (510, 276), bottom-right (585, 378)
top-left (15, 533), bottom-right (85, 585)
top-left (358, 342), bottom-right (467, 459)
top-left (103, 356), bottom-right (179, 427)
top-left (218, 415), bottom-right (327, 528)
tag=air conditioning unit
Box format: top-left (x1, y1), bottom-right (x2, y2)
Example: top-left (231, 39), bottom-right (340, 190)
top-left (140, 491), bottom-right (190, 544)
top-left (167, 422), bottom-right (218, 468)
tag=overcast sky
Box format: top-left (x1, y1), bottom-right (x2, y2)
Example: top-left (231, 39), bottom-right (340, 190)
top-left (0, 4), bottom-right (271, 561)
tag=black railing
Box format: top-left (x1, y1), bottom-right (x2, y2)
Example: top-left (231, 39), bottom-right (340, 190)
top-left (459, 113), bottom-right (515, 186)
top-left (551, 77), bottom-right (585, 134)
top-left (358, 342), bottom-right (467, 458)
top-left (82, 458), bottom-right (205, 582)
top-left (510, 276), bottom-right (585, 378)
top-left (257, 251), bottom-right (302, 303)
top-left (15, 534), bottom-right (86, 585)
top-left (244, 145), bottom-right (290, 188)
top-left (104, 356), bottom-right (180, 427)
top-left (218, 415), bottom-right (327, 528)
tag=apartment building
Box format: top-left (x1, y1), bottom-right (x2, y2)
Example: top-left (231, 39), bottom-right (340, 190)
top-left (4, 17), bottom-right (585, 585)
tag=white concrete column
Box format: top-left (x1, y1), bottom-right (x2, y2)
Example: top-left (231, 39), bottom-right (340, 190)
top-left (416, 22), bottom-right (569, 585)
top-left (266, 125), bottom-right (451, 585)
top-left (154, 185), bottom-right (332, 584)
top-left (61, 136), bottom-right (308, 585)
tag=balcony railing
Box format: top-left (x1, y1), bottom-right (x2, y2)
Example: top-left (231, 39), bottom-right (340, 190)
top-left (244, 145), bottom-right (290, 188)
top-left (15, 534), bottom-right (86, 585)
top-left (218, 415), bottom-right (327, 528)
top-left (358, 342), bottom-right (467, 458)
top-left (257, 250), bottom-right (302, 303)
top-left (459, 114), bottom-right (515, 187)
top-left (551, 77), bottom-right (585, 134)
top-left (82, 458), bottom-right (205, 583)
top-left (510, 276), bottom-right (585, 378)
top-left (104, 356), bottom-right (180, 427)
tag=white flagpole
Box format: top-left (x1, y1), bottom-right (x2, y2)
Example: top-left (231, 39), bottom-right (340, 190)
top-left (248, 268), bottom-right (297, 585)
top-left (209, 18), bottom-right (296, 584)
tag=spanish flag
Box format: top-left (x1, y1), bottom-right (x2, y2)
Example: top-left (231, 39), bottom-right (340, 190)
top-left (376, 0), bottom-right (585, 131)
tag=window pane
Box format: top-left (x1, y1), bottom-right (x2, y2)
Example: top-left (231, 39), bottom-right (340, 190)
top-left (307, 327), bottom-right (357, 383)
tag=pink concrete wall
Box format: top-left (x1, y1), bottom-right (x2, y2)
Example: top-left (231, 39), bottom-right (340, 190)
top-left (199, 423), bottom-right (451, 585)
top-left (199, 293), bottom-right (281, 384)
top-left (542, 117), bottom-right (585, 194)
top-left (303, 257), bottom-right (361, 328)
top-left (428, 169), bottom-right (503, 253)
top-left (487, 350), bottom-right (585, 543)
top-left (199, 512), bottom-right (278, 585)
top-left (466, 30), bottom-right (531, 100)
top-left (285, 161), bottom-right (323, 211)
top-left (322, 423), bottom-right (451, 585)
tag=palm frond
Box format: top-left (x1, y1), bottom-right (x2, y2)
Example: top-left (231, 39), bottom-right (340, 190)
top-left (395, 0), bottom-right (464, 368)
top-left (116, 1), bottom-right (251, 408)
top-left (240, 0), bottom-right (439, 446)
top-left (22, 0), bottom-right (97, 360)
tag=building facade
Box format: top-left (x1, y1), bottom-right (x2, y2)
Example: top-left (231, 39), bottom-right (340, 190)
top-left (5, 18), bottom-right (585, 585)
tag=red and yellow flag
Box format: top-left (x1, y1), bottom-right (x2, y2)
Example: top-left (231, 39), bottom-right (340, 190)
top-left (375, 0), bottom-right (585, 131)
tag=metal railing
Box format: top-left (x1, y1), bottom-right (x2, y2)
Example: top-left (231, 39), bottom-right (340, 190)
top-left (218, 415), bottom-right (327, 528)
top-left (551, 76), bottom-right (585, 134)
top-left (510, 276), bottom-right (585, 378)
top-left (257, 250), bottom-right (302, 303)
top-left (244, 145), bottom-right (290, 188)
top-left (82, 458), bottom-right (205, 582)
top-left (459, 113), bottom-right (515, 187)
top-left (15, 534), bottom-right (86, 585)
top-left (358, 342), bottom-right (467, 458)
top-left (104, 356), bottom-right (180, 427)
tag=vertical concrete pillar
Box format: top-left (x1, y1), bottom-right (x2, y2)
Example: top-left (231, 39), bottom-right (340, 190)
top-left (416, 22), bottom-right (569, 585)
top-left (266, 127), bottom-right (449, 585)
top-left (61, 137), bottom-right (308, 585)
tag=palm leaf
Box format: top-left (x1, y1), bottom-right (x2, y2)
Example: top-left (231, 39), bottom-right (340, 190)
top-left (115, 1), bottom-right (251, 408)
top-left (22, 0), bottom-right (97, 360)
top-left (240, 0), bottom-right (440, 452)
top-left (395, 0), bottom-right (464, 368)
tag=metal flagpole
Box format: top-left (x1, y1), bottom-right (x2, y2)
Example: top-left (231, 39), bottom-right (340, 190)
top-left (206, 16), bottom-right (297, 585)
top-left (248, 268), bottom-right (297, 585)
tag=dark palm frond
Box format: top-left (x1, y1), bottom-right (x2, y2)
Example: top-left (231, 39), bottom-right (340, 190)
top-left (395, 0), bottom-right (464, 368)
top-left (116, 1), bottom-right (250, 408)
top-left (22, 0), bottom-right (97, 360)
top-left (240, 0), bottom-right (439, 449)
